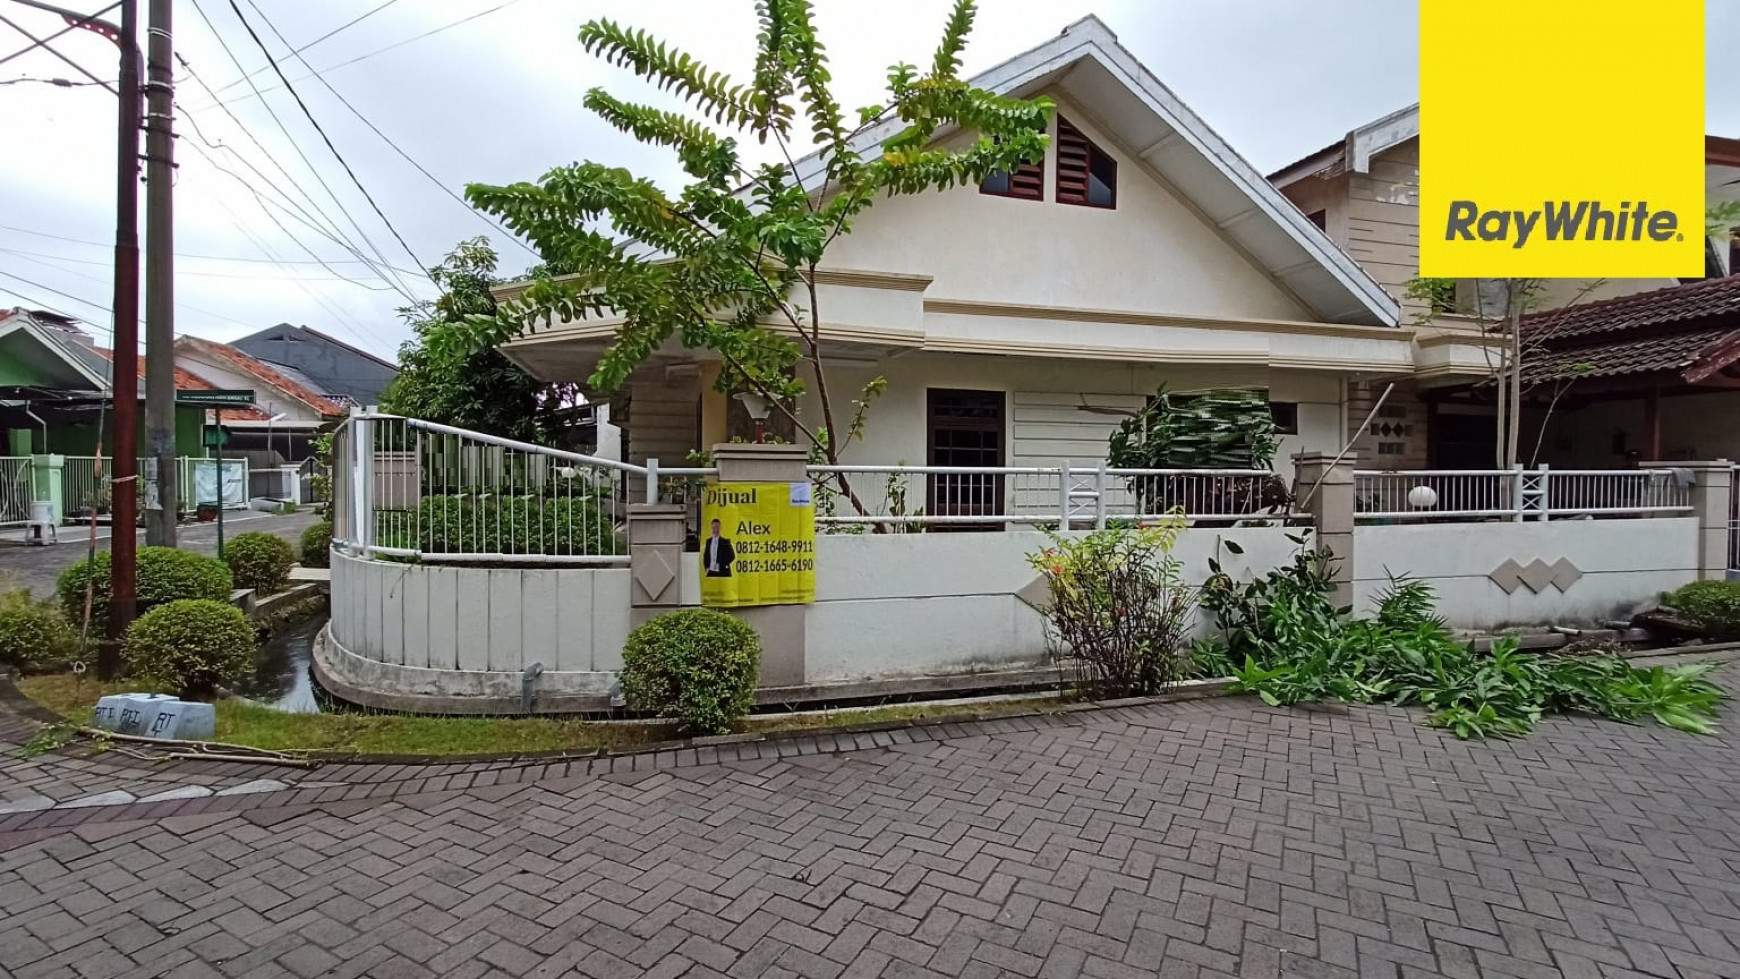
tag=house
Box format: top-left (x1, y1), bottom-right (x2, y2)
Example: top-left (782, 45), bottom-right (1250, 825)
top-left (495, 15), bottom-right (1520, 513)
top-left (231, 322), bottom-right (398, 407)
top-left (0, 308), bottom-right (208, 457)
top-left (1270, 111), bottom-right (1738, 468)
top-left (173, 335), bottom-right (347, 461)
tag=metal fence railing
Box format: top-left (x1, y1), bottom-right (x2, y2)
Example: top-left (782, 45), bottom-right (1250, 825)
top-left (331, 411), bottom-right (713, 565)
top-left (808, 464), bottom-right (1295, 530)
top-left (1356, 465), bottom-right (1692, 522)
top-left (0, 457), bottom-right (32, 525)
top-left (0, 455), bottom-right (248, 524)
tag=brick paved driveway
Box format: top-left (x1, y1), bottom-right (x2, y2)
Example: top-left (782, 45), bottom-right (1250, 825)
top-left (5, 673), bottom-right (1740, 979)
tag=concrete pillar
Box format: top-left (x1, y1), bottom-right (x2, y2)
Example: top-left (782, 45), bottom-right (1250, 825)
top-left (1647, 461), bottom-right (1732, 581)
top-left (29, 454), bottom-right (65, 523)
top-left (1291, 451), bottom-right (1356, 608)
top-left (711, 443), bottom-right (809, 688)
top-left (628, 503), bottom-right (688, 623)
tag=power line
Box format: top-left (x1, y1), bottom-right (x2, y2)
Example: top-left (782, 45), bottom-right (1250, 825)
top-left (187, 0), bottom-right (525, 113)
top-left (0, 245), bottom-right (389, 282)
top-left (0, 75), bottom-right (105, 87)
top-left (0, 222), bottom-right (420, 273)
top-left (239, 0), bottom-right (538, 261)
top-left (185, 0), bottom-right (421, 302)
top-left (220, 0), bottom-right (423, 276)
top-left (202, 0), bottom-right (403, 100)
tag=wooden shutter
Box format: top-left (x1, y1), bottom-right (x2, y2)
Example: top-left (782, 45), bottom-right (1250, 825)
top-left (982, 154), bottom-right (1044, 201)
top-left (1056, 116), bottom-right (1115, 208)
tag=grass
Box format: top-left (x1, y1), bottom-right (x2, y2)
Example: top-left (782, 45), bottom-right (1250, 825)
top-left (14, 672), bottom-right (1065, 757)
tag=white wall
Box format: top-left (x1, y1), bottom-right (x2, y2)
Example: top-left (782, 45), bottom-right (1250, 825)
top-left (823, 94), bottom-right (1314, 323)
top-left (800, 355), bottom-right (1342, 495)
top-left (1354, 518), bottom-right (1699, 630)
top-left (328, 550), bottom-right (631, 696)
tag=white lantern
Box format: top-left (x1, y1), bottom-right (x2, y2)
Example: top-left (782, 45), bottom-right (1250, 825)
top-left (1406, 485), bottom-right (1439, 509)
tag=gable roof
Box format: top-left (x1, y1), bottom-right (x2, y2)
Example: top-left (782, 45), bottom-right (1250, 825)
top-left (175, 335), bottom-right (346, 417)
top-left (780, 16), bottom-right (1397, 327)
top-left (1519, 276), bottom-right (1740, 385)
top-left (234, 322), bottom-right (399, 371)
top-left (0, 309), bottom-right (112, 390)
top-left (1268, 104), bottom-right (1419, 189)
top-left (90, 347), bottom-right (273, 420)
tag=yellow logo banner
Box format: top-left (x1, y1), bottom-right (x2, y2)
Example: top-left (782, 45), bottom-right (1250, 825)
top-left (699, 481), bottom-right (816, 608)
top-left (1419, 0), bottom-right (1705, 278)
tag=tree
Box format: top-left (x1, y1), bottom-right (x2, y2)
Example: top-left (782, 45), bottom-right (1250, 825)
top-left (381, 238), bottom-right (582, 446)
top-left (451, 0), bottom-right (1051, 508)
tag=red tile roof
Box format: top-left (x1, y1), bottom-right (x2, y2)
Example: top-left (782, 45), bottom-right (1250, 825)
top-left (92, 348), bottom-right (272, 421)
top-left (176, 336), bottom-right (346, 417)
top-left (1518, 277), bottom-right (1740, 386)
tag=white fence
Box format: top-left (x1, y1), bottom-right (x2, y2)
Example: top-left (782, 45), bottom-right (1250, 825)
top-left (0, 455), bottom-right (248, 524)
top-left (1355, 466), bottom-right (1691, 522)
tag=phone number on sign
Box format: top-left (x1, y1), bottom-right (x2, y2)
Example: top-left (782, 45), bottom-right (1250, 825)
top-left (736, 558), bottom-right (815, 574)
top-left (735, 539), bottom-right (815, 555)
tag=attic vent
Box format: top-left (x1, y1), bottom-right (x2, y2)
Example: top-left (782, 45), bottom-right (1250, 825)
top-left (1056, 116), bottom-right (1116, 209)
top-left (980, 147), bottom-right (1044, 201)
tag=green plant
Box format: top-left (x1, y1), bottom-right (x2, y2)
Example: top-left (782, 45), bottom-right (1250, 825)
top-left (1663, 580), bottom-right (1740, 640)
top-left (124, 599), bottom-right (257, 700)
top-left (56, 547), bottom-right (234, 629)
top-left (0, 590), bottom-right (78, 672)
top-left (224, 532), bottom-right (297, 595)
top-left (376, 496), bottom-right (622, 556)
top-left (1027, 514), bottom-right (1195, 697)
top-left (619, 608), bottom-right (761, 734)
top-left (299, 520), bottom-right (333, 569)
top-left (1199, 533), bottom-right (1340, 659)
top-left (1106, 388), bottom-right (1288, 517)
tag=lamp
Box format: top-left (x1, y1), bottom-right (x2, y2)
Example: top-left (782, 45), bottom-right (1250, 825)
top-left (1406, 485), bottom-right (1439, 509)
top-left (734, 391), bottom-right (774, 443)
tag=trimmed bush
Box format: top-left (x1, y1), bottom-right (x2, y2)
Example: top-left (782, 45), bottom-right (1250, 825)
top-left (0, 590), bottom-right (78, 672)
top-left (1665, 580), bottom-right (1740, 640)
top-left (125, 599), bottom-right (257, 699)
top-left (620, 608), bottom-right (760, 735)
top-left (376, 496), bottom-right (622, 557)
top-left (299, 520), bottom-right (333, 568)
top-left (224, 532), bottom-right (296, 595)
top-left (57, 547), bottom-right (233, 628)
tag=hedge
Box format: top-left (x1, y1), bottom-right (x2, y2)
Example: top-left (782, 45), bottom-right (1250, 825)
top-left (57, 547), bottom-right (234, 628)
top-left (224, 532), bottom-right (296, 595)
top-left (0, 590), bottom-right (78, 672)
top-left (300, 520), bottom-right (333, 568)
top-left (620, 608), bottom-right (760, 735)
top-left (376, 496), bottom-right (622, 556)
top-left (124, 599), bottom-right (257, 698)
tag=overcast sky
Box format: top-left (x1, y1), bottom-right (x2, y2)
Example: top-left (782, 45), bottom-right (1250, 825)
top-left (2, 1), bottom-right (1735, 361)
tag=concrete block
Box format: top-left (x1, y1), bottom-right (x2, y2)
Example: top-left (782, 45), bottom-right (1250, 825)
top-left (93, 693), bottom-right (176, 736)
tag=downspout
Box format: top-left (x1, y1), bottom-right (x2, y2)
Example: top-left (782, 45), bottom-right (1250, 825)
top-left (24, 406), bottom-right (48, 454)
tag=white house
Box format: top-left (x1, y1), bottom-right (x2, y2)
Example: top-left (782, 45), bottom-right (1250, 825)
top-left (493, 16), bottom-right (1498, 506)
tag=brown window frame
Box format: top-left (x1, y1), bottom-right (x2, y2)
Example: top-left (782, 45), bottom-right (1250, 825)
top-left (1056, 116), bottom-right (1116, 209)
top-left (926, 388), bottom-right (1007, 527)
top-left (979, 150), bottom-right (1045, 202)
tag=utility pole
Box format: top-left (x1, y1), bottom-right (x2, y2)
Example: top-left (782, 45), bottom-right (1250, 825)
top-left (142, 0), bottom-right (176, 546)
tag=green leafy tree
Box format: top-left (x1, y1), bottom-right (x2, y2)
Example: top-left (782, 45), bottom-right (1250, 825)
top-left (381, 238), bottom-right (582, 446)
top-left (454, 0), bottom-right (1052, 506)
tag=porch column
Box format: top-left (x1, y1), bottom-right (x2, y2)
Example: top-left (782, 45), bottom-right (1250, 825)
top-left (1644, 460), bottom-right (1732, 581)
top-left (628, 504), bottom-right (689, 622)
top-left (1291, 451), bottom-right (1357, 608)
top-left (712, 443), bottom-right (809, 688)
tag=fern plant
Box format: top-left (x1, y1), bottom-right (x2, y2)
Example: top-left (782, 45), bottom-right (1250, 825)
top-left (456, 1), bottom-right (1052, 514)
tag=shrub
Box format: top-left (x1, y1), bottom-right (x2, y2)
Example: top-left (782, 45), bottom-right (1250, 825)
top-left (57, 547), bottom-right (234, 628)
top-left (125, 599), bottom-right (257, 699)
top-left (376, 495), bottom-right (622, 556)
top-left (0, 590), bottom-right (78, 672)
top-left (1664, 580), bottom-right (1740, 639)
top-left (620, 608), bottom-right (760, 734)
top-left (224, 532), bottom-right (296, 594)
top-left (1027, 515), bottom-right (1195, 697)
top-left (300, 520), bottom-right (333, 568)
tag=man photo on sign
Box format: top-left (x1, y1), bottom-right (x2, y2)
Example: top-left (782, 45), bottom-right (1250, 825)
top-left (703, 519), bottom-right (736, 577)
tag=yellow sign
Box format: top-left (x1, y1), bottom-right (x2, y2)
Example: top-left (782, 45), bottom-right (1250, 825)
top-left (699, 481), bottom-right (816, 607)
top-left (1419, 0), bottom-right (1704, 278)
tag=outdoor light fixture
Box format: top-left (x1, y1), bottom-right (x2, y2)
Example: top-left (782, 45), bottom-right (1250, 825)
top-left (1407, 485), bottom-right (1440, 509)
top-left (734, 391), bottom-right (774, 443)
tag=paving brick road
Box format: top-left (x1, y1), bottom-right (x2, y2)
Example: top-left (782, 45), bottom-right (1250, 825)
top-left (4, 671), bottom-right (1740, 979)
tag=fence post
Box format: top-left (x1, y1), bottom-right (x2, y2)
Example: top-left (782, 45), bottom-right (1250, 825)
top-left (1292, 451), bottom-right (1357, 610)
top-left (1643, 460), bottom-right (1733, 580)
top-left (1538, 464), bottom-right (1551, 522)
top-left (628, 503), bottom-right (689, 621)
top-left (1511, 464), bottom-right (1525, 522)
top-left (645, 457), bottom-right (660, 504)
top-left (1058, 461), bottom-right (1072, 530)
top-left (712, 443), bottom-right (811, 687)
top-left (353, 408), bottom-right (374, 554)
top-left (1094, 460), bottom-right (1108, 530)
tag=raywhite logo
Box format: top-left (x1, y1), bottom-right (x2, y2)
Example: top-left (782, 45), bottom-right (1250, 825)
top-left (1445, 201), bottom-right (1683, 249)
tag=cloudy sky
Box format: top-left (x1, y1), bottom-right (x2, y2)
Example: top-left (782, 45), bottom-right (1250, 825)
top-left (2, 1), bottom-right (1735, 361)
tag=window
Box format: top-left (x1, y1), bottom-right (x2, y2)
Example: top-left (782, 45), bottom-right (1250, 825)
top-left (1268, 402), bottom-right (1299, 435)
top-left (1306, 210), bottom-right (1327, 231)
top-left (927, 389), bottom-right (1006, 528)
top-left (980, 147), bottom-right (1044, 201)
top-left (1056, 116), bottom-right (1116, 208)
top-left (1377, 442), bottom-right (1406, 457)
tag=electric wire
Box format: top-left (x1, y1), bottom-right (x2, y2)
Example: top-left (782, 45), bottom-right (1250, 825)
top-left (200, 0), bottom-right (403, 99)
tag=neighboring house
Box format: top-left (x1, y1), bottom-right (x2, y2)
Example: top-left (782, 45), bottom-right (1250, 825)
top-left (0, 308), bottom-right (205, 456)
top-left (1270, 110), bottom-right (1738, 468)
top-left (174, 335), bottom-right (346, 461)
top-left (232, 322), bottom-right (398, 406)
top-left (496, 15), bottom-right (1495, 505)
